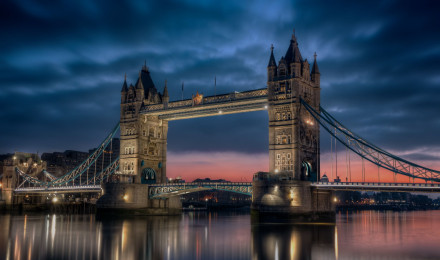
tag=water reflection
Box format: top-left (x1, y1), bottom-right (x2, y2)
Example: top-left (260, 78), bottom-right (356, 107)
top-left (251, 222), bottom-right (335, 260)
top-left (1, 211), bottom-right (440, 259)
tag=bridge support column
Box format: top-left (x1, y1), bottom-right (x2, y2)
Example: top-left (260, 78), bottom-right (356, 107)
top-left (96, 183), bottom-right (181, 215)
top-left (251, 178), bottom-right (335, 222)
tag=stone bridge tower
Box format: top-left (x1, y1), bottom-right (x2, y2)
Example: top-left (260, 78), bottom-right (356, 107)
top-left (119, 64), bottom-right (169, 184)
top-left (267, 33), bottom-right (321, 181)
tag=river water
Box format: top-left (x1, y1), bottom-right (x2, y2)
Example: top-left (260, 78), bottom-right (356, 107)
top-left (1, 210), bottom-right (440, 260)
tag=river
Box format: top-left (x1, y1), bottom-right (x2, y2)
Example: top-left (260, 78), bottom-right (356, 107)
top-left (1, 210), bottom-right (440, 260)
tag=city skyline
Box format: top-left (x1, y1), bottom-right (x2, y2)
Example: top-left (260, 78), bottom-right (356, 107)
top-left (2, 1), bottom-right (440, 181)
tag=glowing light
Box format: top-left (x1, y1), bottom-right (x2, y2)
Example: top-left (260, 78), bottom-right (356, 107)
top-left (274, 169), bottom-right (279, 173)
top-left (333, 197), bottom-right (338, 202)
top-left (274, 185), bottom-right (279, 192)
top-left (123, 194), bottom-right (128, 201)
top-left (33, 163), bottom-right (37, 167)
top-left (335, 226), bottom-right (339, 259)
top-left (264, 105), bottom-right (268, 109)
top-left (0, 183), bottom-right (2, 188)
top-left (218, 110), bottom-right (223, 114)
top-left (52, 197), bottom-right (58, 203)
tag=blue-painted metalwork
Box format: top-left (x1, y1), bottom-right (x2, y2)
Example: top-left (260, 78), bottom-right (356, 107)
top-left (301, 99), bottom-right (440, 182)
top-left (15, 123), bottom-right (120, 187)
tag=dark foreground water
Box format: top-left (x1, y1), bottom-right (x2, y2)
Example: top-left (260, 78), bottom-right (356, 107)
top-left (1, 210), bottom-right (440, 260)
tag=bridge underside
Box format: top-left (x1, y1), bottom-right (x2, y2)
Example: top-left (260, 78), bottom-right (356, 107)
top-left (149, 182), bottom-right (253, 198)
top-left (141, 89), bottom-right (268, 120)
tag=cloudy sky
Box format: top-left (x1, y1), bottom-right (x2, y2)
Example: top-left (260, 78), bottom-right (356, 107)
top-left (1, 0), bottom-right (440, 181)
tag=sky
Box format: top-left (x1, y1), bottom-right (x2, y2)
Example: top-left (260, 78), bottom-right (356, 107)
top-left (1, 0), bottom-right (440, 182)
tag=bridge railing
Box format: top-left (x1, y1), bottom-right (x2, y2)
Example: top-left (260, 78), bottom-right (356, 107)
top-left (15, 185), bottom-right (102, 192)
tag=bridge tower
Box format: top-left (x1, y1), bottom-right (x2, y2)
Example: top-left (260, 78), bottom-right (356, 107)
top-left (267, 33), bottom-right (321, 181)
top-left (252, 33), bottom-right (333, 222)
top-left (119, 64), bottom-right (168, 184)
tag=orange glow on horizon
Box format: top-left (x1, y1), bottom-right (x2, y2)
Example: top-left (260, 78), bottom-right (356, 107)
top-left (166, 151), bottom-right (440, 183)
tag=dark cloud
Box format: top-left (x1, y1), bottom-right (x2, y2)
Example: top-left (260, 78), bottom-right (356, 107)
top-left (1, 0), bottom-right (440, 163)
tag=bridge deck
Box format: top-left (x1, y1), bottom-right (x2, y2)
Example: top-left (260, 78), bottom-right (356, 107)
top-left (14, 185), bottom-right (102, 194)
top-left (13, 182), bottom-right (440, 196)
top-left (312, 182), bottom-right (440, 193)
top-left (141, 88), bottom-right (268, 120)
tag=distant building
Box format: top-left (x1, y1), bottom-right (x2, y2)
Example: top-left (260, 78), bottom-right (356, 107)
top-left (168, 176), bottom-right (185, 183)
top-left (193, 178), bottom-right (230, 183)
top-left (320, 174), bottom-right (329, 182)
top-left (0, 152), bottom-right (46, 204)
top-left (41, 150), bottom-right (89, 177)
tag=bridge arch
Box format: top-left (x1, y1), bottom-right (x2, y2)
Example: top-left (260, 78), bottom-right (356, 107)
top-left (141, 168), bottom-right (157, 184)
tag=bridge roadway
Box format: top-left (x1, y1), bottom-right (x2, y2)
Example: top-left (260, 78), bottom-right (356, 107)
top-left (14, 185), bottom-right (102, 194)
top-left (13, 182), bottom-right (440, 196)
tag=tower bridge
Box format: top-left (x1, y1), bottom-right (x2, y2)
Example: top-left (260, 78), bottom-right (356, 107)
top-left (8, 32), bottom-right (440, 221)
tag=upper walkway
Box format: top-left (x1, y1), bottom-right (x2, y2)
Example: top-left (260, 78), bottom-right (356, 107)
top-left (141, 88), bottom-right (268, 120)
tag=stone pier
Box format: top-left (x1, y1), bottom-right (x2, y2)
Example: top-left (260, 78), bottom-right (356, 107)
top-left (251, 173), bottom-right (334, 222)
top-left (96, 183), bottom-right (181, 215)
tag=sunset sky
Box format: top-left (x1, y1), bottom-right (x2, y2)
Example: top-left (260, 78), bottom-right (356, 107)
top-left (1, 1), bottom-right (440, 182)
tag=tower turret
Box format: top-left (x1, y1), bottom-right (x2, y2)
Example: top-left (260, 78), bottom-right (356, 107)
top-left (267, 44), bottom-right (277, 81)
top-left (162, 80), bottom-right (169, 107)
top-left (121, 73), bottom-right (128, 104)
top-left (285, 33), bottom-right (303, 77)
top-left (311, 52), bottom-right (320, 86)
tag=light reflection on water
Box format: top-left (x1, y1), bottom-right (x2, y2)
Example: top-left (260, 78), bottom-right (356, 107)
top-left (1, 211), bottom-right (440, 259)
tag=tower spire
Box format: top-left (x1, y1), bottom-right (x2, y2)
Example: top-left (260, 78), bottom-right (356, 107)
top-left (312, 52), bottom-right (320, 74)
top-left (121, 73), bottom-right (128, 92)
top-left (163, 79), bottom-right (169, 97)
top-left (268, 44), bottom-right (277, 67)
